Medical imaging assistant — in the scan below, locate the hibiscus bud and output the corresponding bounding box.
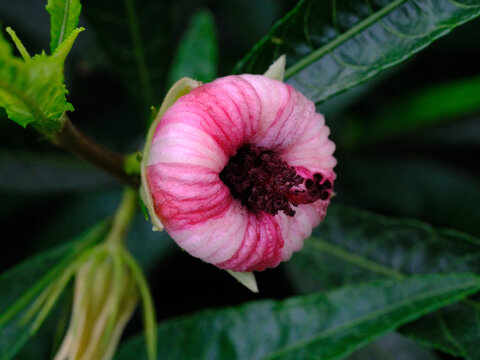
[54,253,138,360]
[141,71,336,273]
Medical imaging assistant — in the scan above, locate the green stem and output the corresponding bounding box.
[54,115,140,187]
[105,188,138,246]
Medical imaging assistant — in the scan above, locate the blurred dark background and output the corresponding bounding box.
[1,0,479,359]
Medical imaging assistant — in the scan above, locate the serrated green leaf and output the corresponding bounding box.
[235,0,480,105]
[0,221,109,360]
[116,273,480,360]
[285,205,480,359]
[167,9,218,85]
[46,0,82,53]
[0,30,73,131]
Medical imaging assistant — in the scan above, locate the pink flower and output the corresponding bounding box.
[144,74,336,272]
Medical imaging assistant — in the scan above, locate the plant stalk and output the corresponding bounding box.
[105,188,138,246]
[53,115,140,187]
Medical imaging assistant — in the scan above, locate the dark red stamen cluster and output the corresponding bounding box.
[286,172,333,206]
[220,144,332,216]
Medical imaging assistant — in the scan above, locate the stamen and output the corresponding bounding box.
[220,144,333,216]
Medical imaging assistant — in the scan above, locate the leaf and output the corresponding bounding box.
[82,0,176,117]
[335,156,480,237]
[0,221,109,360]
[347,75,480,146]
[285,205,480,359]
[0,152,113,193]
[46,0,82,52]
[115,273,480,360]
[346,333,439,360]
[234,0,480,105]
[0,31,74,131]
[167,9,218,85]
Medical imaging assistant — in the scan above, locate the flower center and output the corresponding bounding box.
[220,144,332,216]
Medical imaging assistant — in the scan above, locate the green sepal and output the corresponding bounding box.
[263,55,286,81]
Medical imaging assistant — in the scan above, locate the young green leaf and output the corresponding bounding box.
[46,0,82,53]
[234,0,480,105]
[286,205,480,359]
[0,221,109,360]
[0,27,81,132]
[116,273,480,360]
[167,9,218,85]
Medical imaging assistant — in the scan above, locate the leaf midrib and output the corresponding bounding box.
[261,275,480,360]
[58,0,71,48]
[305,237,480,312]
[284,0,407,79]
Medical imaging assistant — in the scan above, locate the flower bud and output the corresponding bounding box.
[54,252,138,360]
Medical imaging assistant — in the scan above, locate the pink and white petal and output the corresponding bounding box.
[147,163,231,228]
[216,212,284,272]
[149,123,228,172]
[280,113,337,174]
[166,200,248,264]
[275,201,328,261]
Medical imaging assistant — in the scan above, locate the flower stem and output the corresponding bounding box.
[53,115,140,187]
[105,188,138,246]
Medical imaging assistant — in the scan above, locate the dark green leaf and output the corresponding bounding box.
[82,0,175,117]
[285,205,480,358]
[167,9,218,85]
[346,333,439,360]
[0,221,109,360]
[235,0,480,105]
[46,0,82,52]
[116,273,480,360]
[335,156,480,237]
[0,152,113,193]
[347,76,480,145]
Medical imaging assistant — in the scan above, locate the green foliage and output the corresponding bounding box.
[116,274,480,360]
[285,205,480,358]
[346,76,480,146]
[234,0,480,105]
[167,9,218,85]
[82,0,176,117]
[0,26,82,132]
[0,152,113,193]
[2,0,480,359]
[0,222,109,360]
[335,157,480,237]
[46,0,82,53]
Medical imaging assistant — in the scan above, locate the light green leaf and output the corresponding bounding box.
[116,273,480,360]
[0,30,73,131]
[168,9,218,85]
[46,0,82,53]
[234,0,480,105]
[286,205,480,359]
[0,221,109,360]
